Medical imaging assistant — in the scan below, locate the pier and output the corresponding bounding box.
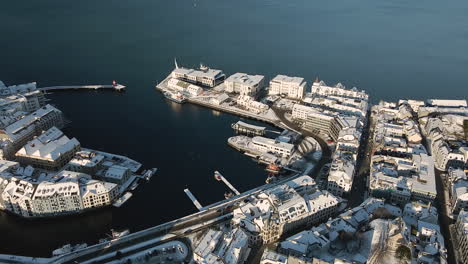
[184,188,203,210]
[39,84,125,92]
[214,171,240,195]
[232,121,266,136]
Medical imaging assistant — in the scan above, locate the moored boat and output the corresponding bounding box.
[52,243,87,256]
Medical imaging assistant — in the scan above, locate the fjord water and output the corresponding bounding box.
[0,0,467,256]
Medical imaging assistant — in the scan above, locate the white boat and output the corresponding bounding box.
[113,192,133,208]
[164,91,186,103]
[99,229,130,243]
[52,243,87,256]
[111,229,130,239]
[129,179,140,191]
[144,168,158,181]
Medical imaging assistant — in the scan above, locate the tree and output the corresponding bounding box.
[395,245,411,263]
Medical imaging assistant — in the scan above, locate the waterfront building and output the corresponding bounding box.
[66,148,141,187]
[310,80,368,101]
[171,65,225,88]
[0,81,40,97]
[268,75,307,100]
[210,93,229,105]
[0,164,119,217]
[0,104,64,159]
[31,172,84,216]
[102,165,131,185]
[236,95,269,113]
[426,99,467,108]
[80,177,118,209]
[225,72,265,97]
[251,136,294,157]
[167,78,203,96]
[66,150,105,175]
[15,127,80,171]
[455,210,468,264]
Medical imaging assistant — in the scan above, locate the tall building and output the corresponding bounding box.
[269,75,307,99]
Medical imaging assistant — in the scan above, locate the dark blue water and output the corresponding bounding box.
[0,0,467,257]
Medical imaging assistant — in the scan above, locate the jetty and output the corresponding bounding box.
[184,188,203,210]
[214,171,240,195]
[39,83,125,92]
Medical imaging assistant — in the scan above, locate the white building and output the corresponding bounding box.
[251,136,294,157]
[232,176,339,245]
[327,152,356,197]
[426,99,467,108]
[225,73,265,96]
[80,177,118,209]
[236,95,269,113]
[171,65,225,87]
[15,127,80,170]
[269,75,307,100]
[193,227,250,264]
[449,169,468,215]
[211,93,229,105]
[0,166,119,217]
[0,104,64,159]
[167,78,203,96]
[310,80,368,101]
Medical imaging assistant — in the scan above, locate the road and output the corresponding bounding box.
[434,169,456,264]
[348,110,372,207]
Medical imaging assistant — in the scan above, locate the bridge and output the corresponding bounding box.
[39,84,125,92]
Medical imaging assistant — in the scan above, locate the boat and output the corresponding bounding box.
[144,168,158,181]
[99,229,130,243]
[113,192,133,208]
[266,175,277,184]
[266,163,282,174]
[164,91,186,104]
[52,243,87,256]
[111,229,130,239]
[129,179,140,191]
[224,192,234,199]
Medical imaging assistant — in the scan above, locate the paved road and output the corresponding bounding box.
[434,169,456,264]
[348,111,372,208]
